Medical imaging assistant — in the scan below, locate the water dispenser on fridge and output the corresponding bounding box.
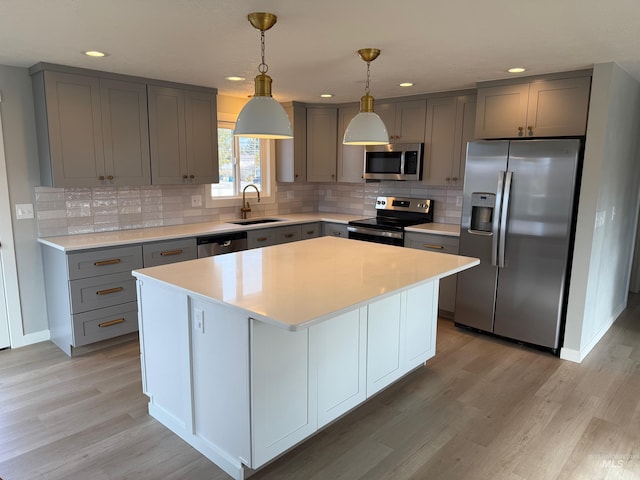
[469,193,495,233]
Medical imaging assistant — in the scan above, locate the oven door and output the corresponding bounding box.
[347,225,404,246]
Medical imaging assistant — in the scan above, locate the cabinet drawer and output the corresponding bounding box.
[301,222,322,239]
[67,245,142,280]
[276,225,301,244]
[143,238,197,267]
[405,232,459,253]
[248,229,277,249]
[72,302,138,347]
[322,223,349,238]
[69,271,137,314]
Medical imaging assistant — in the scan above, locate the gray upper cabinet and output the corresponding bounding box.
[337,105,365,183]
[276,102,307,182]
[32,70,150,187]
[376,99,427,143]
[475,76,591,138]
[306,107,338,182]
[148,85,219,185]
[423,94,476,187]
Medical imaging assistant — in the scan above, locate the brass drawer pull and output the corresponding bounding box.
[306,230,316,235]
[160,249,183,256]
[96,287,124,295]
[257,237,268,242]
[333,232,342,236]
[284,233,295,239]
[94,258,121,266]
[423,244,444,250]
[99,318,125,328]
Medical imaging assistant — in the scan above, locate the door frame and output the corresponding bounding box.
[0,93,26,348]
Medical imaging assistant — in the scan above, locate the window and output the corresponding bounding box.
[210,122,272,202]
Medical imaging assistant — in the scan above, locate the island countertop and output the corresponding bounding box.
[132,236,478,331]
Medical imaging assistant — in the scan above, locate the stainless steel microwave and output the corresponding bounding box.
[364,143,423,181]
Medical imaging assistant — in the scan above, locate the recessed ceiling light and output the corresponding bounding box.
[84,50,108,58]
[508,67,526,73]
[399,82,414,87]
[320,93,333,98]
[226,76,246,81]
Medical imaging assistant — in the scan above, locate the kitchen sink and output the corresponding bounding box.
[228,218,285,226]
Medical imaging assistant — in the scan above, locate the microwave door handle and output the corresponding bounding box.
[491,171,505,267]
[400,151,406,175]
[498,171,513,268]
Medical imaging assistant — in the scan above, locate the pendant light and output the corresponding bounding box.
[343,48,389,145]
[234,12,293,139]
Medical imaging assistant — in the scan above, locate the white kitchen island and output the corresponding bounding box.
[132,237,478,479]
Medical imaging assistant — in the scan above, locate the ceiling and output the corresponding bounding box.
[2,0,640,104]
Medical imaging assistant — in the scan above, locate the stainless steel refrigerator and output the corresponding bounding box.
[455,139,581,353]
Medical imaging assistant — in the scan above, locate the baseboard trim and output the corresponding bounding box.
[560,302,626,363]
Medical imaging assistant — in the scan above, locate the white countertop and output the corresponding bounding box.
[37,213,460,252]
[132,236,478,331]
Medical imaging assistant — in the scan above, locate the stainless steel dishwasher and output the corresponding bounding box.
[196,231,248,258]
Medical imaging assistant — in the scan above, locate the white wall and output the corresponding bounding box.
[0,65,48,336]
[562,62,640,361]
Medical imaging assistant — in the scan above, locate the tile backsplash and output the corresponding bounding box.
[35,181,462,237]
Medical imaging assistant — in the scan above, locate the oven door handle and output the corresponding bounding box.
[347,225,404,240]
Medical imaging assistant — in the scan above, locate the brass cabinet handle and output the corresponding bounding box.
[423,244,444,250]
[333,232,342,236]
[99,175,105,181]
[96,286,124,295]
[306,230,316,235]
[99,318,125,328]
[94,258,121,266]
[528,126,534,136]
[284,233,295,239]
[183,175,188,180]
[517,126,524,136]
[257,237,268,242]
[160,249,183,256]
[190,175,195,179]
[446,177,451,182]
[452,176,458,181]
[107,175,114,180]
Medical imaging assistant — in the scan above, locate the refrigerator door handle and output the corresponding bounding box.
[498,171,513,268]
[491,171,505,266]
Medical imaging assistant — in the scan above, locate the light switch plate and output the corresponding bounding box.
[191,195,202,207]
[15,203,34,219]
[194,308,204,333]
[456,196,463,207]
[287,191,294,200]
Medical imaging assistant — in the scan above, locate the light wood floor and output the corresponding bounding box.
[2,298,639,480]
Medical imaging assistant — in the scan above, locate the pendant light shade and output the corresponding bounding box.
[343,48,389,145]
[234,12,293,139]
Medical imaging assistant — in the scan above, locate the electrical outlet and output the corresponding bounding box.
[194,308,204,333]
[15,203,34,219]
[456,196,463,208]
[191,195,202,207]
[287,191,294,200]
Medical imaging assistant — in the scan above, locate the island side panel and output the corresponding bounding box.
[250,320,318,469]
[137,279,191,431]
[190,298,251,467]
[404,281,438,368]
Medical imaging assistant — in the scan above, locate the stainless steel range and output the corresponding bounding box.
[348,196,433,246]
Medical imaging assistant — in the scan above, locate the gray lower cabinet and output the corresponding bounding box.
[248,225,302,249]
[43,244,143,356]
[142,238,197,267]
[322,222,349,238]
[301,222,322,239]
[31,69,151,187]
[148,85,219,185]
[405,232,460,317]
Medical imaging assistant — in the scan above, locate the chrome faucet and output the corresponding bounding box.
[241,184,261,219]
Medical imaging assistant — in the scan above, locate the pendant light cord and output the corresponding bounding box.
[365,61,371,95]
[259,30,268,74]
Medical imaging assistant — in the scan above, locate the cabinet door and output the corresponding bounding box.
[452,95,476,187]
[301,222,322,239]
[44,72,105,187]
[251,320,317,468]
[337,105,365,183]
[423,96,457,186]
[526,77,591,137]
[185,90,219,184]
[311,307,366,428]
[100,79,151,186]
[306,107,338,182]
[395,99,427,143]
[276,103,307,182]
[404,282,437,369]
[376,102,397,140]
[366,293,403,396]
[148,85,188,184]
[475,83,529,139]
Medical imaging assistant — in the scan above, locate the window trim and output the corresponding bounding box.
[205,114,276,209]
